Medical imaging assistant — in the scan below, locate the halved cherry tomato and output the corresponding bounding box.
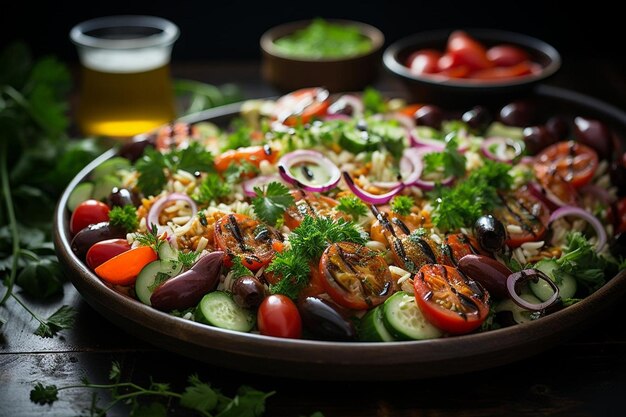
[486,45,529,67]
[446,30,492,71]
[469,61,534,80]
[534,165,581,208]
[214,145,278,172]
[257,294,302,339]
[388,233,441,274]
[70,199,111,235]
[437,233,485,266]
[407,49,441,74]
[86,238,131,270]
[214,213,281,271]
[535,141,599,188]
[319,242,393,310]
[297,261,327,300]
[272,87,330,126]
[494,188,550,248]
[94,246,157,286]
[283,190,339,230]
[414,264,489,334]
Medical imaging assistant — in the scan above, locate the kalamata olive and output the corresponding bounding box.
[107,187,139,208]
[574,116,613,160]
[70,222,127,260]
[499,101,534,127]
[474,215,506,253]
[461,106,491,131]
[232,276,266,308]
[457,254,512,299]
[415,105,443,130]
[150,251,224,311]
[297,296,357,341]
[522,126,556,155]
[117,136,155,162]
[545,115,569,140]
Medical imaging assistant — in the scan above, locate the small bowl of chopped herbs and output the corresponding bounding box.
[260,18,384,92]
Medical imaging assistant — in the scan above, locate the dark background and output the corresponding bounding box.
[1,1,623,63]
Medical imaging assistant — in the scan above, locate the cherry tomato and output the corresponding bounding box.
[407,49,441,74]
[319,242,393,310]
[214,213,281,271]
[283,190,339,230]
[414,264,490,334]
[272,87,330,126]
[70,199,111,235]
[437,233,485,266]
[214,145,278,172]
[446,31,492,71]
[469,61,534,80]
[257,294,302,339]
[436,54,471,78]
[486,45,529,67]
[534,164,581,208]
[535,141,599,188]
[494,188,550,248]
[297,261,327,300]
[384,229,441,274]
[85,238,131,270]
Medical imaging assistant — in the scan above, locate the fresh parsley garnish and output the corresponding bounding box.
[430,160,513,230]
[222,120,252,151]
[230,256,254,279]
[336,195,368,219]
[422,135,466,178]
[362,87,386,114]
[251,182,295,226]
[34,305,77,338]
[177,251,199,269]
[108,205,139,232]
[266,250,311,300]
[390,195,414,216]
[135,224,164,252]
[148,272,171,292]
[289,216,368,261]
[194,173,231,204]
[135,141,214,196]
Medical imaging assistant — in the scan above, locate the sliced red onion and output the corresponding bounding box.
[277,150,341,193]
[403,147,455,190]
[527,181,567,211]
[507,269,560,311]
[327,94,364,117]
[146,193,198,232]
[242,175,291,197]
[548,205,607,250]
[342,172,404,205]
[520,156,535,165]
[370,147,425,189]
[481,137,525,164]
[409,129,446,151]
[579,183,616,205]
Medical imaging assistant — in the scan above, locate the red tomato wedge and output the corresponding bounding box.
[414,264,489,334]
[407,49,441,74]
[283,189,339,230]
[94,246,157,286]
[469,61,534,80]
[535,141,599,188]
[486,45,530,67]
[272,87,330,126]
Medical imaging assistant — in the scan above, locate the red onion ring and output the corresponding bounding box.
[507,269,561,311]
[146,193,198,233]
[409,129,445,150]
[548,205,607,250]
[403,147,455,190]
[579,183,616,205]
[527,181,568,211]
[370,147,425,189]
[342,172,404,205]
[242,175,291,197]
[278,150,341,193]
[481,137,525,164]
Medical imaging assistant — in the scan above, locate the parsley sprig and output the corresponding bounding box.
[266,251,311,299]
[194,173,231,204]
[336,195,368,220]
[390,195,414,216]
[422,135,466,178]
[251,182,295,227]
[108,205,139,232]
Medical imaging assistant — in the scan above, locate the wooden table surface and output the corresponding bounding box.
[1,60,625,417]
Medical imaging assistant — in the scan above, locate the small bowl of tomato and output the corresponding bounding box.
[383,29,561,107]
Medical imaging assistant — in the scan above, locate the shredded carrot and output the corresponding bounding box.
[94,246,157,286]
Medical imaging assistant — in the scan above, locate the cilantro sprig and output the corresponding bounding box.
[251,182,294,227]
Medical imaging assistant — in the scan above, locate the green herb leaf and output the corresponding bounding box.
[130,402,167,417]
[135,148,167,197]
[135,224,164,252]
[224,159,260,184]
[16,258,64,299]
[109,205,139,232]
[216,385,275,417]
[194,173,231,204]
[252,182,295,226]
[178,251,199,269]
[109,361,122,382]
[422,135,466,178]
[180,375,219,413]
[362,87,386,114]
[336,195,368,219]
[390,195,414,216]
[30,382,58,405]
[222,120,253,152]
[267,250,310,300]
[231,256,254,279]
[289,216,368,261]
[35,305,76,338]
[555,231,611,294]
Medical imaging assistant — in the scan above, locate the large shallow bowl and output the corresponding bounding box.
[383,29,561,107]
[54,85,626,381]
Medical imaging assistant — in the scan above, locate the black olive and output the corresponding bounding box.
[117,136,155,162]
[474,215,506,253]
[499,101,535,127]
[522,126,556,155]
[461,106,491,131]
[573,116,613,161]
[610,233,626,260]
[70,222,127,259]
[415,105,443,130]
[298,296,356,341]
[545,115,569,140]
[231,276,266,309]
[107,187,140,208]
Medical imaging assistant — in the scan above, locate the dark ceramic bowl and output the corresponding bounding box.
[260,19,384,93]
[383,29,561,107]
[54,86,626,381]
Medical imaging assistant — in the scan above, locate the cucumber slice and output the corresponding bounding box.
[485,122,524,141]
[382,291,442,341]
[92,157,131,180]
[339,128,380,154]
[91,175,122,201]
[359,305,396,342]
[494,293,542,325]
[196,291,255,332]
[67,182,94,211]
[158,242,179,262]
[530,259,577,301]
[135,260,182,305]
